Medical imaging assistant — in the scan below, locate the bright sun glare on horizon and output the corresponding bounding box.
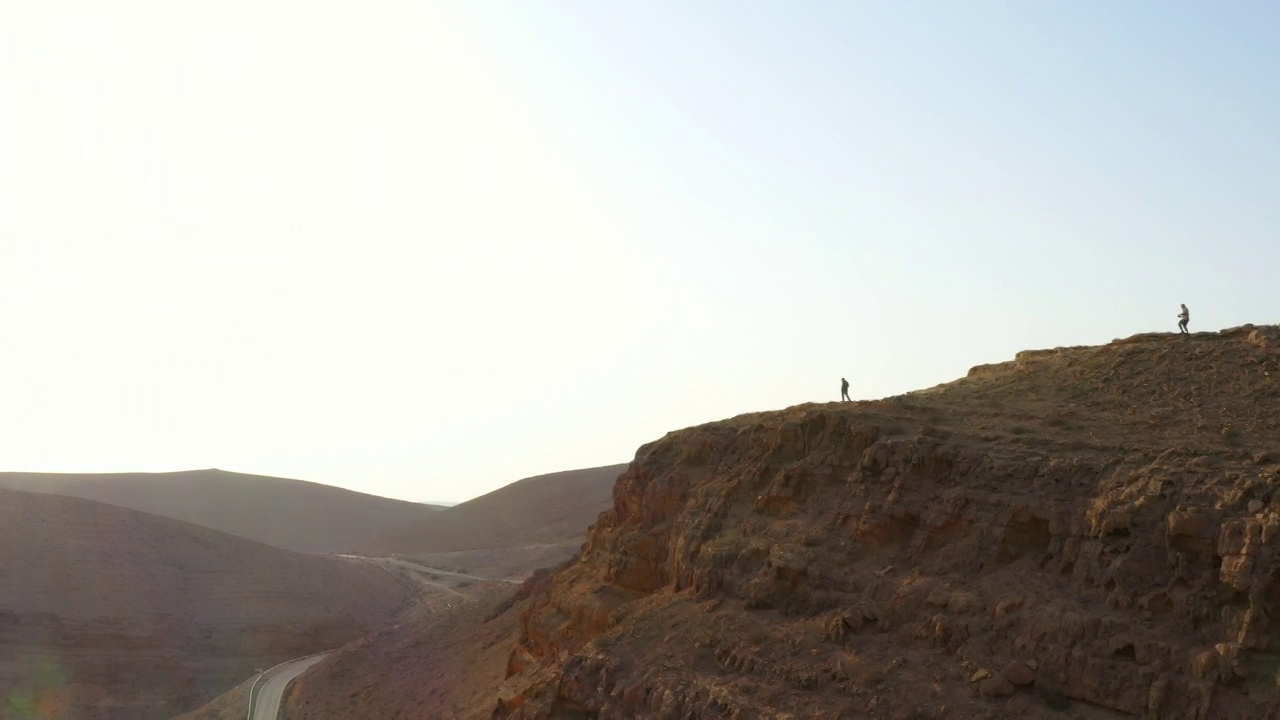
[2,1,1279,502]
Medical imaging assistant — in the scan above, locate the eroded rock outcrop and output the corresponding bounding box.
[495,326,1280,719]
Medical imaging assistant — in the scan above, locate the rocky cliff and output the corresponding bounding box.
[494,326,1280,719]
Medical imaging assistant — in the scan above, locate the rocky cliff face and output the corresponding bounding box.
[495,326,1280,719]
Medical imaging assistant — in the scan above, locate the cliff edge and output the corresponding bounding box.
[496,325,1280,719]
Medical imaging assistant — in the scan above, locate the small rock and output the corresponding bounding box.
[769,546,808,573]
[1248,499,1264,513]
[970,669,992,683]
[980,675,1016,697]
[946,592,977,614]
[1026,659,1038,670]
[925,590,950,607]
[1167,511,1216,539]
[1191,649,1218,680]
[993,596,1024,618]
[1001,661,1036,686]
[1005,694,1035,715]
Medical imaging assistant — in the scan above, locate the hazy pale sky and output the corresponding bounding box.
[2,1,1277,502]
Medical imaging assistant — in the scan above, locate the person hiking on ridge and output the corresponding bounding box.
[841,377,851,402]
[1178,304,1190,334]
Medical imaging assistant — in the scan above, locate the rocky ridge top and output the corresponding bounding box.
[495,325,1280,719]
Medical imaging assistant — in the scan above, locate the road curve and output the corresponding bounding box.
[249,653,329,720]
[336,554,521,584]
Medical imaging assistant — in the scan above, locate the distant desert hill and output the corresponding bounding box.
[0,488,411,720]
[0,468,439,553]
[365,464,627,555]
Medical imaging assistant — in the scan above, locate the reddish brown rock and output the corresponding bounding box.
[491,331,1280,720]
[1167,510,1217,539]
[1001,660,1036,686]
[1191,650,1218,680]
[980,675,1016,697]
[1005,693,1036,715]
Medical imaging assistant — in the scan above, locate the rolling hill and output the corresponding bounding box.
[0,468,438,553]
[0,487,412,719]
[364,464,627,556]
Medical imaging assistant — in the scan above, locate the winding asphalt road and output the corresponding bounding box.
[249,653,329,720]
[244,557,515,718]
[336,555,522,585]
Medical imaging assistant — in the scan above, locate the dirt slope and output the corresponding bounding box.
[0,489,412,720]
[0,469,438,553]
[490,325,1280,718]
[365,464,627,555]
[279,580,534,720]
[183,575,535,720]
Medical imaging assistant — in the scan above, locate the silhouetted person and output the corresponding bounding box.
[841,377,850,402]
[1178,304,1190,334]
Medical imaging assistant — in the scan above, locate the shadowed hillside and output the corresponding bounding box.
[0,468,438,553]
[365,464,627,556]
[0,488,411,720]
